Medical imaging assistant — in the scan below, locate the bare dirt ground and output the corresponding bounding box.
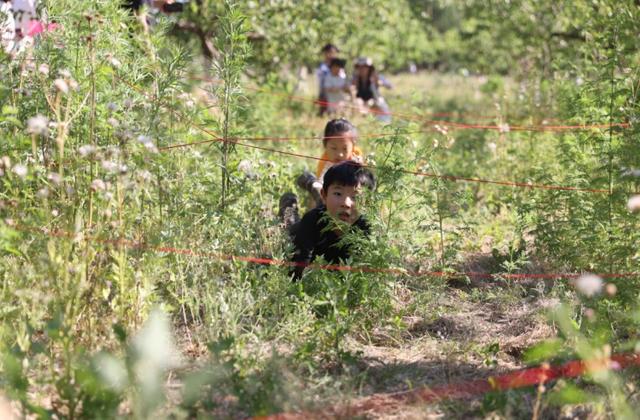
[342,283,559,419]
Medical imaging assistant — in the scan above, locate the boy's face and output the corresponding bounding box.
[321,183,360,225]
[330,64,341,76]
[323,48,338,63]
[325,133,355,163]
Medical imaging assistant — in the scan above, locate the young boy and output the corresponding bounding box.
[323,58,349,114]
[283,161,375,280]
[316,43,341,116]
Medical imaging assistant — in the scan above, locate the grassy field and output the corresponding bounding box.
[1,49,638,418]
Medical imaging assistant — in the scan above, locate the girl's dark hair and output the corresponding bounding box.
[323,118,357,146]
[322,161,375,192]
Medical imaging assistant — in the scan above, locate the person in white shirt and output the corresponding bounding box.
[316,43,341,116]
[323,58,349,114]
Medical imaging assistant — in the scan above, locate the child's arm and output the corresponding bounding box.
[290,209,321,280]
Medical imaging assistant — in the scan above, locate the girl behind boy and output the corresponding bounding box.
[300,118,363,205]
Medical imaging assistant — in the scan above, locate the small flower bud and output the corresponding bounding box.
[38,63,50,76]
[91,179,106,192]
[27,115,49,136]
[575,274,603,297]
[12,164,28,179]
[627,195,640,212]
[53,79,69,94]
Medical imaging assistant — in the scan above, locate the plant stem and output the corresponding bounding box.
[436,186,446,268]
[607,33,616,272]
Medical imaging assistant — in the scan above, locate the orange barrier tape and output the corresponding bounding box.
[254,352,640,419]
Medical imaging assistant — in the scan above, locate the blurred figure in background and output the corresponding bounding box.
[1,0,16,54]
[352,57,392,123]
[323,58,350,115]
[316,43,341,116]
[123,0,186,31]
[1,0,57,56]
[11,0,37,40]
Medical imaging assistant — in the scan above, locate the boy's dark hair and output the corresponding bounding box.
[323,118,356,146]
[321,43,339,53]
[329,58,346,68]
[322,161,375,192]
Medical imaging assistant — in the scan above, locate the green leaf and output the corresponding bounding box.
[547,383,596,405]
[1,105,17,115]
[523,338,564,364]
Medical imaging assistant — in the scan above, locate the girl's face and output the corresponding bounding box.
[330,64,341,76]
[325,131,355,163]
[357,65,369,78]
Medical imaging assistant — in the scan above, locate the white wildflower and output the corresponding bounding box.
[36,187,50,199]
[51,209,59,217]
[47,172,62,185]
[119,164,128,175]
[68,79,79,91]
[38,63,49,76]
[12,164,27,179]
[575,274,603,297]
[434,124,449,135]
[105,147,120,158]
[110,57,122,69]
[78,145,97,158]
[237,159,252,174]
[487,142,497,153]
[137,170,152,183]
[27,115,49,136]
[91,179,106,192]
[107,117,119,128]
[101,160,118,173]
[627,195,640,212]
[53,78,69,94]
[498,123,510,133]
[58,69,71,79]
[137,135,158,153]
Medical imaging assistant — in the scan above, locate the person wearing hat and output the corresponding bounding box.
[352,57,392,122]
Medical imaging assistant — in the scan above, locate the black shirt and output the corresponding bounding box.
[290,206,370,280]
[356,77,375,102]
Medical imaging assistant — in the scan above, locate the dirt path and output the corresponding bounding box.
[346,287,558,418]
